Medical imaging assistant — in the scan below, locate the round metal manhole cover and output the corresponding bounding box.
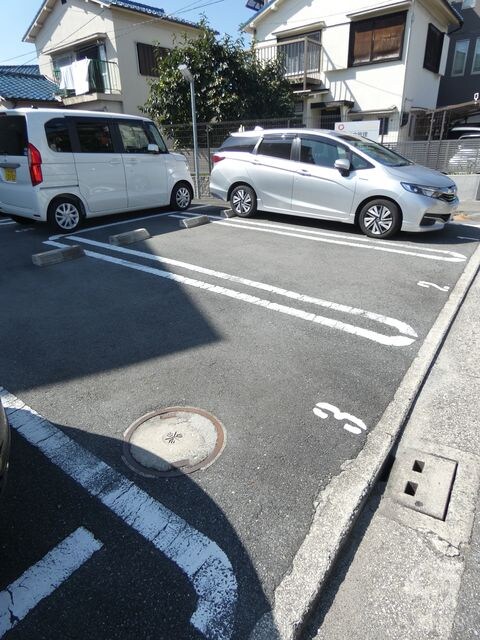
[122,407,226,478]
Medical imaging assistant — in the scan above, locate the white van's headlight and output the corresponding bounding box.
[401,182,457,199]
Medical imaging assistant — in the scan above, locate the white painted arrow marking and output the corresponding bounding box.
[417,281,450,292]
[0,388,237,640]
[313,402,367,435]
[0,527,102,637]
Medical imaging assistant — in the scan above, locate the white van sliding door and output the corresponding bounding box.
[71,119,127,214]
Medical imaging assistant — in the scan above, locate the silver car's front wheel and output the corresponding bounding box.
[358,199,401,239]
[230,185,257,217]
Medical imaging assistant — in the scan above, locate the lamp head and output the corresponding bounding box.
[178,64,193,83]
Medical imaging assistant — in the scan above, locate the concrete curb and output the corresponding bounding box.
[32,245,85,267]
[109,228,150,246]
[180,215,211,229]
[249,245,480,640]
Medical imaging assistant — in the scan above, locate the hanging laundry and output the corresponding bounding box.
[72,59,91,95]
[58,65,74,91]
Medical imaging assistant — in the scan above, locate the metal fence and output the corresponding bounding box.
[386,139,480,174]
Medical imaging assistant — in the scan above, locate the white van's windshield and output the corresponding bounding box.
[335,134,412,167]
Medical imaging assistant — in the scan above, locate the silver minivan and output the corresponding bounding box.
[210,129,458,239]
[0,108,194,232]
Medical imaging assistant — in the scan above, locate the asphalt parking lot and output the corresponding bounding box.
[1,204,479,639]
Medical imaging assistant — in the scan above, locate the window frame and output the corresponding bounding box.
[66,117,122,154]
[471,37,480,74]
[44,118,73,153]
[294,135,373,171]
[136,42,168,77]
[348,11,407,68]
[451,39,470,76]
[255,135,295,161]
[423,23,444,74]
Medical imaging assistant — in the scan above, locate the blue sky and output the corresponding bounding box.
[0,0,255,67]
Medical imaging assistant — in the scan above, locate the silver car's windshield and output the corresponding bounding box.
[335,135,412,167]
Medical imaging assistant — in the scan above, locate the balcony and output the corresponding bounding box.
[255,36,323,91]
[53,59,121,100]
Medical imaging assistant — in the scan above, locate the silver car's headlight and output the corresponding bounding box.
[401,182,457,199]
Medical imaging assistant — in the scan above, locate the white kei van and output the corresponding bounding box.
[0,108,194,232]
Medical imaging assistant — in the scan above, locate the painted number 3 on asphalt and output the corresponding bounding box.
[313,403,367,435]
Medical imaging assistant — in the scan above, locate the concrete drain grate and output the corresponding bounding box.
[122,407,226,478]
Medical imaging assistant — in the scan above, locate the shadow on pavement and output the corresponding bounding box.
[1,408,276,639]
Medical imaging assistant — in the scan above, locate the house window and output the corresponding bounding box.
[423,24,444,73]
[452,40,469,76]
[137,42,168,76]
[349,12,406,66]
[472,37,480,73]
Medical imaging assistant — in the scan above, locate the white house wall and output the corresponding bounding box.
[251,0,454,116]
[34,0,115,84]
[112,11,198,116]
[402,0,449,111]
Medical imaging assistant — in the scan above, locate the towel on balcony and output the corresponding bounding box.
[72,59,91,96]
[59,65,74,91]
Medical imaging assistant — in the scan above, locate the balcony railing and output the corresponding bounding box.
[255,36,322,90]
[53,59,121,98]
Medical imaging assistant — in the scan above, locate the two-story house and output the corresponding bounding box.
[438,0,480,107]
[244,0,462,139]
[23,0,201,115]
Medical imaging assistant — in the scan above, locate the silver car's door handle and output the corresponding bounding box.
[298,169,311,176]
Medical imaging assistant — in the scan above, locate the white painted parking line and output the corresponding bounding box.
[0,388,237,640]
[0,527,102,637]
[204,218,466,264]
[0,220,15,226]
[178,211,466,263]
[49,205,209,240]
[45,238,417,347]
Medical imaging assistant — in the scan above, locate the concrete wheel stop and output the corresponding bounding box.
[109,228,151,246]
[180,215,210,229]
[32,245,85,267]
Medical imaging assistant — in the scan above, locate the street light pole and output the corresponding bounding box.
[178,64,200,199]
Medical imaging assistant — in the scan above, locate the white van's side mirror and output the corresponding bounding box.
[147,143,160,153]
[334,158,351,173]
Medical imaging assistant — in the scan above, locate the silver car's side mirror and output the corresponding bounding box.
[334,158,351,173]
[147,143,160,153]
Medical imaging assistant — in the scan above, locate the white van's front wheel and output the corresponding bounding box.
[171,183,192,210]
[48,197,84,233]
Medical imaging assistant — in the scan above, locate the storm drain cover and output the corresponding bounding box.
[123,407,226,477]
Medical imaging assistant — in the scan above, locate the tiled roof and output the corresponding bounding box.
[108,0,198,27]
[0,65,59,101]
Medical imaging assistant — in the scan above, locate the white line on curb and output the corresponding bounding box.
[0,388,237,640]
[44,238,417,347]
[0,527,102,637]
